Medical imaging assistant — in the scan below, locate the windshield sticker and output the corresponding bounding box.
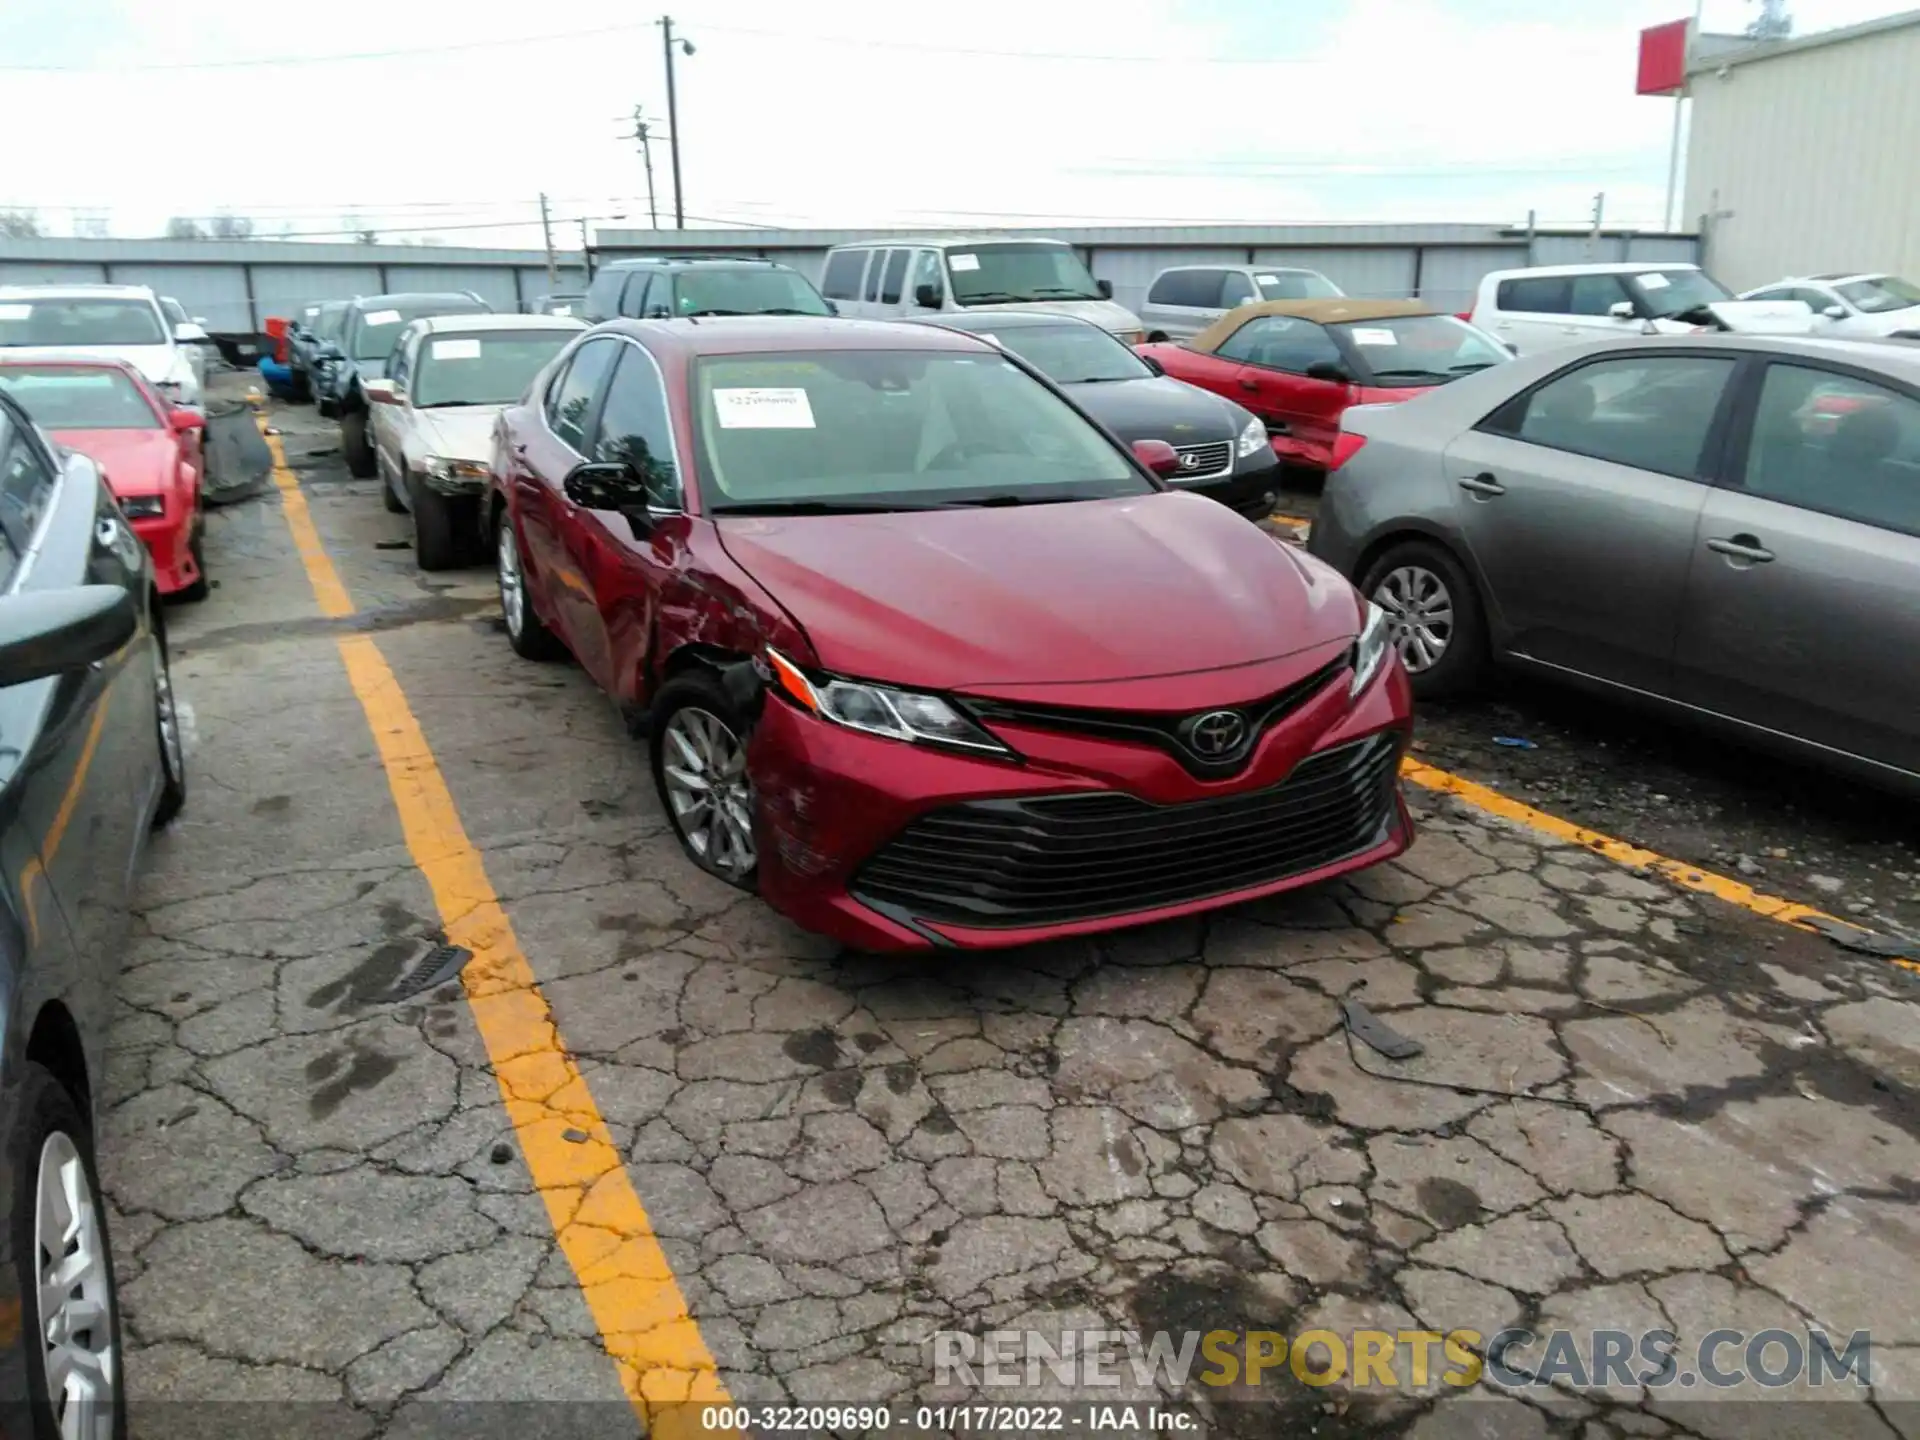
[430,337,483,361]
[712,387,817,429]
[1636,273,1672,290]
[949,253,981,273]
[0,304,32,321]
[550,305,571,316]
[1255,275,1279,285]
[364,309,402,326]
[1350,327,1398,346]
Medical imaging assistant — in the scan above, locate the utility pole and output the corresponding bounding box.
[539,192,557,285]
[634,106,660,229]
[579,218,593,282]
[660,17,693,229]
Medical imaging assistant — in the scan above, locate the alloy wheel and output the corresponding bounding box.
[1373,564,1455,674]
[35,1132,117,1440]
[660,707,756,879]
[497,522,525,640]
[154,647,184,786]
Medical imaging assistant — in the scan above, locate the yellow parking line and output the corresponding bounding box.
[256,423,733,1434]
[1400,757,1918,974]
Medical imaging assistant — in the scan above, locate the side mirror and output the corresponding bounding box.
[824,300,840,316]
[364,379,404,406]
[1304,360,1351,383]
[1822,304,1846,320]
[0,585,137,688]
[168,408,205,432]
[1096,279,1114,300]
[564,460,646,512]
[1131,439,1182,478]
[1608,301,1637,321]
[1139,353,1164,376]
[173,321,210,342]
[913,282,942,310]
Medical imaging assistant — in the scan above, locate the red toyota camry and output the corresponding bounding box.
[489,317,1412,952]
[0,357,209,599]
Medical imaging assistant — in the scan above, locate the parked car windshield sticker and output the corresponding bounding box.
[1350,328,1399,346]
[0,304,32,321]
[712,387,817,429]
[430,338,483,361]
[1255,275,1279,285]
[364,309,402,325]
[949,254,981,272]
[1637,273,1672,290]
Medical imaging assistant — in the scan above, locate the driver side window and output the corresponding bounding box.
[910,251,943,308]
[588,345,681,509]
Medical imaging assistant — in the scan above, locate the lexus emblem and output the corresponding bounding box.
[1177,451,1203,471]
[1186,710,1247,757]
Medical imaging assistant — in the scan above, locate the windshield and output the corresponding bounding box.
[1338,315,1512,386]
[692,350,1150,512]
[0,297,166,348]
[1625,269,1733,320]
[1257,271,1342,301]
[0,365,160,429]
[946,244,1102,305]
[314,306,348,343]
[671,269,831,318]
[411,331,578,408]
[980,323,1149,384]
[352,299,488,360]
[1836,276,1920,314]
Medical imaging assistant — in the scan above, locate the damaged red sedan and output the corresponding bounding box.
[488,317,1412,951]
[0,357,208,599]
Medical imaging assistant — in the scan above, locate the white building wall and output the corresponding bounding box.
[1684,16,1920,289]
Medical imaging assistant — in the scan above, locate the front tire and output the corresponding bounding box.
[11,1062,126,1440]
[1359,538,1488,701]
[649,672,759,891]
[411,478,469,572]
[495,510,565,661]
[342,408,377,480]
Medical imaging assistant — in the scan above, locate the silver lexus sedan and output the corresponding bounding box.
[1306,333,1920,795]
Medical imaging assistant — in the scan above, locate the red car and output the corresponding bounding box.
[0,358,209,598]
[489,317,1412,952]
[1137,299,1512,471]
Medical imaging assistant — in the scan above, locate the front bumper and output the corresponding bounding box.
[420,469,488,499]
[1174,454,1282,517]
[748,656,1413,952]
[132,512,201,595]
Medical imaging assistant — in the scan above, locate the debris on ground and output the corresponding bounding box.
[1492,736,1537,750]
[1802,914,1920,962]
[1341,999,1423,1060]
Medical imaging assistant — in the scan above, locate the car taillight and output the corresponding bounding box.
[1328,433,1368,472]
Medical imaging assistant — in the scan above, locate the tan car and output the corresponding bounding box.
[364,313,585,569]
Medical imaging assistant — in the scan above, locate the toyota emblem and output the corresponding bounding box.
[1177,451,1202,471]
[1185,710,1247,757]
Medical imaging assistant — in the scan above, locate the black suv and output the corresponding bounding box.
[314,293,492,477]
[580,256,833,322]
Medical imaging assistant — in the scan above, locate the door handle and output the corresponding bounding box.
[1707,534,1775,564]
[1237,378,1259,392]
[1457,473,1506,498]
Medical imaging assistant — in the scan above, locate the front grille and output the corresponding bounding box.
[1172,440,1234,479]
[966,654,1350,779]
[852,732,1402,929]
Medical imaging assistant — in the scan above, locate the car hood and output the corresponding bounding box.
[49,428,178,494]
[1064,376,1242,445]
[1689,300,1816,334]
[414,405,504,463]
[959,298,1144,335]
[716,490,1360,691]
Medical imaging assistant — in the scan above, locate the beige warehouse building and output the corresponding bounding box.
[1682,7,1920,290]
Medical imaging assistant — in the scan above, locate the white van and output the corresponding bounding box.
[1469,262,1814,355]
[818,237,1144,342]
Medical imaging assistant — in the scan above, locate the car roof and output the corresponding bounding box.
[349,292,486,310]
[1155,263,1322,274]
[911,310,1101,332]
[1570,331,1920,376]
[1188,298,1434,352]
[602,316,994,358]
[602,255,788,271]
[0,282,158,301]
[827,236,1069,250]
[407,313,587,335]
[1484,262,1702,281]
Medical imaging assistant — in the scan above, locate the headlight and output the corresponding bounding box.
[1350,601,1393,698]
[120,494,165,519]
[1236,415,1267,458]
[764,648,1010,755]
[423,456,491,482]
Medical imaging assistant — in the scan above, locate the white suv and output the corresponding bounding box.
[1739,273,1920,338]
[1469,262,1813,356]
[0,283,208,404]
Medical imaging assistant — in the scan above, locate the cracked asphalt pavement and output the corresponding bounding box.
[101,385,1919,1437]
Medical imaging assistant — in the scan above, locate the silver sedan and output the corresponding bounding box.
[1307,333,1920,795]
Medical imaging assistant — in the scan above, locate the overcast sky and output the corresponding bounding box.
[1,0,1907,247]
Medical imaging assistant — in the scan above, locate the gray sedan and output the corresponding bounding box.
[1307,333,1920,794]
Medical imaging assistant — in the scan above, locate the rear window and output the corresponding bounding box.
[0,365,160,429]
[0,298,166,348]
